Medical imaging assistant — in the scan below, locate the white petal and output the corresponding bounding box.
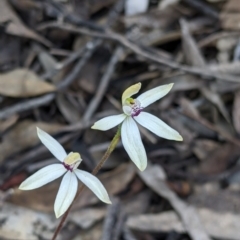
[123,106,131,116]
[137,83,173,108]
[121,117,147,171]
[19,164,66,190]
[91,114,126,131]
[135,112,183,141]
[37,127,67,161]
[54,171,78,218]
[74,169,111,204]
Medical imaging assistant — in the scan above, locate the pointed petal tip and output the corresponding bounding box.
[18,180,31,191]
[91,124,103,131]
[18,181,35,191]
[136,158,147,172]
[36,126,67,161]
[171,134,183,141]
[91,123,101,131]
[55,211,61,218]
[138,164,147,172]
[18,183,25,190]
[36,127,42,137]
[104,198,112,204]
[36,126,44,136]
[37,127,48,138]
[91,124,100,130]
[55,208,66,218]
[176,134,183,141]
[91,115,126,131]
[36,126,41,132]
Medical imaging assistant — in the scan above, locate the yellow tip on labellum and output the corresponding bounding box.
[64,152,82,165]
[122,83,141,105]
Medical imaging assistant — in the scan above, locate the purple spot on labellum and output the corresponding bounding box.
[132,109,142,117]
[63,162,73,172]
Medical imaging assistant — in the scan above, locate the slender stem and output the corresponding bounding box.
[52,127,121,240]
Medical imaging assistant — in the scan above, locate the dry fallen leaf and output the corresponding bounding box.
[158,0,180,10]
[0,115,18,133]
[69,207,106,229]
[0,203,57,240]
[189,183,240,213]
[223,0,240,13]
[138,164,211,240]
[201,87,231,124]
[180,19,230,123]
[56,94,81,124]
[0,120,64,164]
[220,13,240,30]
[0,69,56,97]
[127,208,240,240]
[197,143,240,175]
[74,222,103,240]
[193,139,220,161]
[180,18,205,67]
[0,0,51,47]
[9,180,61,213]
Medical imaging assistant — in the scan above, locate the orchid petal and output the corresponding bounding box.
[37,127,67,162]
[74,169,111,204]
[123,106,132,116]
[137,83,173,108]
[54,171,78,218]
[91,114,126,131]
[135,112,183,141]
[19,164,66,190]
[122,82,141,104]
[121,117,147,171]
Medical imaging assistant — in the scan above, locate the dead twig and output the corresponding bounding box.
[182,0,219,19]
[41,46,86,80]
[102,198,121,240]
[0,93,55,120]
[38,22,240,83]
[112,209,126,240]
[57,39,102,90]
[0,40,102,120]
[44,0,104,31]
[138,164,212,240]
[122,226,137,240]
[83,46,123,122]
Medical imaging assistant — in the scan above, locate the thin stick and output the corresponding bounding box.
[82,46,123,122]
[0,94,55,120]
[38,22,240,83]
[52,127,121,240]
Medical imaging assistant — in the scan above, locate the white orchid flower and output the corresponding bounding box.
[92,83,183,171]
[19,128,111,218]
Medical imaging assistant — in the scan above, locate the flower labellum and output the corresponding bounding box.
[19,127,111,218]
[91,83,183,171]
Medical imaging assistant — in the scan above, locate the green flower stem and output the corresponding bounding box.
[52,126,121,240]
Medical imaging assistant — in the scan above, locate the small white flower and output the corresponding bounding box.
[92,83,183,171]
[19,128,111,218]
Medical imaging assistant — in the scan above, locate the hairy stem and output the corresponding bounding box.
[52,127,121,240]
